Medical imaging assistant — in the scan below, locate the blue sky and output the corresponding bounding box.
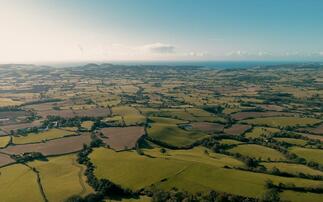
[0,0,322,63]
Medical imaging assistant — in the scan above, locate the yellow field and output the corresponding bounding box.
[28,154,93,202]
[0,136,10,148]
[0,98,23,106]
[0,164,43,202]
[81,121,94,130]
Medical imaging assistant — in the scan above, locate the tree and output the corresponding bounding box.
[261,189,280,202]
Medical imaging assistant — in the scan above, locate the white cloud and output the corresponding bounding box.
[319,52,323,56]
[141,42,175,54]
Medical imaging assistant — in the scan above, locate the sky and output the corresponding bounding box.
[0,0,323,63]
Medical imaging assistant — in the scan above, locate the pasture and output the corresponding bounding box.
[228,144,286,161]
[289,147,323,165]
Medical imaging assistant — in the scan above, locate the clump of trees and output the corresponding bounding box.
[11,152,47,163]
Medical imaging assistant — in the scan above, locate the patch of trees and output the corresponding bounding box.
[11,152,47,163]
[0,106,22,112]
[266,179,323,194]
[202,105,224,115]
[144,188,258,202]
[21,98,63,106]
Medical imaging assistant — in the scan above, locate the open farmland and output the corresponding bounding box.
[0,63,322,201]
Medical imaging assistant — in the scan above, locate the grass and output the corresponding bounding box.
[147,121,207,147]
[228,144,286,161]
[12,128,75,144]
[0,136,10,148]
[273,138,308,146]
[90,147,189,190]
[28,154,93,202]
[0,164,43,202]
[261,162,323,176]
[244,127,280,139]
[280,190,323,202]
[289,147,323,164]
[90,147,323,199]
[243,117,321,127]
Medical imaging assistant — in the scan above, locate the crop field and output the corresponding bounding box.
[190,122,224,134]
[289,147,323,164]
[12,128,75,144]
[228,144,286,161]
[243,117,322,127]
[28,154,93,201]
[0,153,14,167]
[1,133,91,156]
[223,124,251,136]
[99,126,145,151]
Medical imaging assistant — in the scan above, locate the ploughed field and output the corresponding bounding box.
[0,63,322,202]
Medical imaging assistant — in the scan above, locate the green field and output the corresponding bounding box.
[243,117,321,127]
[28,154,93,202]
[90,147,323,199]
[280,190,323,202]
[289,146,323,164]
[0,164,43,202]
[0,136,10,148]
[274,137,308,146]
[228,144,286,161]
[12,128,75,144]
[147,117,207,147]
[261,162,323,176]
[90,147,189,190]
